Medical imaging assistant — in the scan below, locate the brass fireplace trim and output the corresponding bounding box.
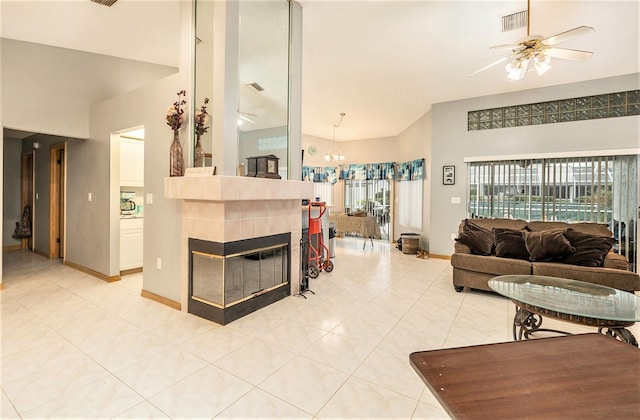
[192,281,289,309]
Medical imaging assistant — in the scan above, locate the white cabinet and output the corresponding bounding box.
[120,218,143,270]
[120,138,144,187]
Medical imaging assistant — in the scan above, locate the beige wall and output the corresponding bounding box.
[394,112,432,249]
[83,74,184,300]
[0,39,176,140]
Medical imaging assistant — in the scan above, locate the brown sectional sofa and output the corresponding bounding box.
[451,218,640,293]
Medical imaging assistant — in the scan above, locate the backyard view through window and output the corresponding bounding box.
[467,154,639,271]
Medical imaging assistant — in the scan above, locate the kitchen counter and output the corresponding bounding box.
[120,214,144,219]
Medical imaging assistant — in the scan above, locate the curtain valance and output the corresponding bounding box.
[302,166,338,184]
[396,158,425,181]
[303,162,399,182]
[338,162,395,181]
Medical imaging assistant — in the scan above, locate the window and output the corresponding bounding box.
[313,182,333,206]
[397,180,422,229]
[257,135,287,151]
[467,154,639,270]
[344,179,392,239]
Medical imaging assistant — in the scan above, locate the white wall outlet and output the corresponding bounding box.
[146,193,153,205]
[156,258,162,270]
[451,233,457,241]
[451,196,461,204]
[88,192,92,202]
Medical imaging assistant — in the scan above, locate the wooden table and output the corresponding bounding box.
[329,214,381,248]
[410,334,640,419]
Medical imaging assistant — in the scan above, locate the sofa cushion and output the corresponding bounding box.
[526,221,611,237]
[524,229,575,261]
[562,229,616,267]
[569,222,613,237]
[603,252,629,271]
[455,220,494,256]
[451,253,532,276]
[493,228,530,260]
[531,262,640,292]
[466,218,529,232]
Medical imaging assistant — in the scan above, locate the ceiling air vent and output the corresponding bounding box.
[501,9,527,32]
[90,0,119,7]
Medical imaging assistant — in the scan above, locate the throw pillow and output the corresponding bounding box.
[523,229,575,261]
[493,228,530,260]
[562,229,616,267]
[455,219,494,256]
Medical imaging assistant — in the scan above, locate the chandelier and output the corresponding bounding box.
[324,112,346,161]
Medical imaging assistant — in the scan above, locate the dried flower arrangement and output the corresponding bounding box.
[195,98,210,135]
[166,90,187,131]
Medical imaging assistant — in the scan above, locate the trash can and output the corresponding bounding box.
[328,221,336,258]
[401,233,420,255]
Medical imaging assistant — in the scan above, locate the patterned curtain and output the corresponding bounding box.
[338,162,395,180]
[302,166,338,184]
[396,158,425,181]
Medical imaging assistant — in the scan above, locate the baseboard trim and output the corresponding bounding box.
[141,289,181,311]
[428,253,451,260]
[64,261,121,283]
[2,245,22,252]
[120,267,143,276]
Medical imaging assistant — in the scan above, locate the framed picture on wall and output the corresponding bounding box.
[443,165,455,185]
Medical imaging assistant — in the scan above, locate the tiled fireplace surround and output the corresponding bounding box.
[165,170,313,312]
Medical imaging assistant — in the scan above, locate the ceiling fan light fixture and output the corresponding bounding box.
[534,54,551,75]
[475,0,594,80]
[506,58,529,80]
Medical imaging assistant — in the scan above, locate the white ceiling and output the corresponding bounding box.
[2,0,638,141]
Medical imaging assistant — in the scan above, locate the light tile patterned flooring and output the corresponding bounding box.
[2,239,637,419]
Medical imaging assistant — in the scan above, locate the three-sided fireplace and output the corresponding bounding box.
[188,233,291,325]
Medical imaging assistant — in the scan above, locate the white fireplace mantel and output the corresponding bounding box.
[165,171,312,202]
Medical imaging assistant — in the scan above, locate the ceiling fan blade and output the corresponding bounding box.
[542,26,594,46]
[489,43,522,51]
[543,47,593,61]
[469,56,510,76]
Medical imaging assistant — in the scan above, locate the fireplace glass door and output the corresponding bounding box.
[192,244,289,308]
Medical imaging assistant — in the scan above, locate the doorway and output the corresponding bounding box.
[20,151,35,250]
[49,143,66,259]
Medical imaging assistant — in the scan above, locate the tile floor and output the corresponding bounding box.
[2,239,637,419]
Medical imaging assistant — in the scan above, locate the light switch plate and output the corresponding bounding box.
[451,197,461,204]
[146,193,153,205]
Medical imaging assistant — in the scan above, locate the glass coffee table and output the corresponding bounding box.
[488,275,640,346]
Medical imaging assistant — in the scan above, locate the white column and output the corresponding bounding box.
[212,0,240,176]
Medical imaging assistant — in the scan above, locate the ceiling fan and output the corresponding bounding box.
[471,0,594,80]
